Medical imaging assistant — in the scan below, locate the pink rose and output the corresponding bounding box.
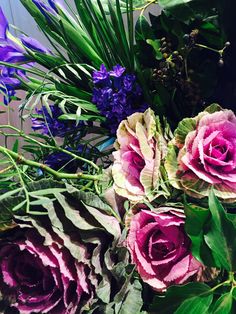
[127,209,202,291]
[112,109,167,202]
[166,107,236,200]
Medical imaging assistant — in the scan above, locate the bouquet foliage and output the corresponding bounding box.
[0,0,236,313]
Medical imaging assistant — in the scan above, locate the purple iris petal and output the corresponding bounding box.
[0,46,25,63]
[0,8,50,104]
[48,0,65,11]
[0,7,8,41]
[21,35,50,54]
[32,0,56,15]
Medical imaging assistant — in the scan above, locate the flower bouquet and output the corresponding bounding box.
[0,0,236,313]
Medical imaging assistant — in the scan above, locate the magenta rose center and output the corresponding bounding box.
[122,150,145,179]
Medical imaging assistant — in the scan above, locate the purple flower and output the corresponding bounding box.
[92,64,148,134]
[32,0,57,15]
[123,74,136,92]
[0,7,49,104]
[0,224,93,313]
[45,145,92,172]
[31,105,78,137]
[0,6,8,41]
[92,64,110,85]
[48,0,65,11]
[21,34,50,54]
[109,64,125,78]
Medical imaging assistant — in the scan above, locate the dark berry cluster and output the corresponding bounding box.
[153,46,183,88]
[183,29,199,48]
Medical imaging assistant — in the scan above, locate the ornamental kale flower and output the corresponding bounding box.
[0,186,122,313]
[31,105,79,137]
[112,109,167,202]
[165,105,236,201]
[0,7,49,104]
[92,64,148,134]
[127,208,203,291]
[0,222,93,313]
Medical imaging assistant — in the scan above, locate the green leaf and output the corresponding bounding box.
[210,293,233,314]
[158,0,217,22]
[174,116,197,147]
[184,202,216,266]
[55,82,91,100]
[204,189,236,271]
[12,140,19,153]
[96,276,111,304]
[146,39,163,60]
[119,280,143,314]
[174,294,213,314]
[58,113,105,122]
[150,282,211,313]
[135,15,154,41]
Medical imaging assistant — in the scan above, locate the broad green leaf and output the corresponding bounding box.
[204,190,236,271]
[174,294,213,314]
[150,282,211,313]
[58,113,105,122]
[158,0,217,22]
[135,15,154,41]
[210,293,233,314]
[184,202,209,236]
[184,202,217,266]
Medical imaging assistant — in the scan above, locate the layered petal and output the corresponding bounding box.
[127,209,202,292]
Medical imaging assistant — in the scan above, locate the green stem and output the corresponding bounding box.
[0,61,53,79]
[0,146,101,181]
[4,150,31,214]
[0,125,100,171]
[195,43,222,55]
[129,0,134,69]
[209,280,231,294]
[138,0,158,15]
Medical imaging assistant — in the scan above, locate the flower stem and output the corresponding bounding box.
[0,146,102,181]
[0,125,100,171]
[136,0,158,15]
[195,43,223,56]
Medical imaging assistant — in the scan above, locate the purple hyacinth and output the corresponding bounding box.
[31,105,78,137]
[92,64,148,134]
[0,7,49,104]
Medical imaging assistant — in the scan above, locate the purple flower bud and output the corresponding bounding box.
[0,7,8,41]
[32,0,56,15]
[21,34,50,54]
